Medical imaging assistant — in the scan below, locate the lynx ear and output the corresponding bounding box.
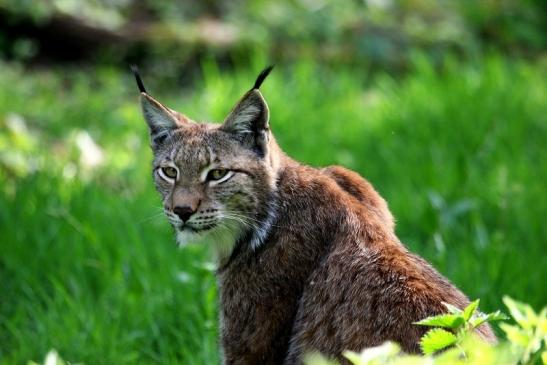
[131,65,186,146]
[140,93,181,144]
[221,66,274,156]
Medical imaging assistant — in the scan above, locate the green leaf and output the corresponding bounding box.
[463,299,480,321]
[503,296,537,330]
[414,313,465,329]
[469,310,509,328]
[442,302,463,315]
[419,328,458,355]
[499,323,530,347]
[487,310,509,321]
[342,351,362,365]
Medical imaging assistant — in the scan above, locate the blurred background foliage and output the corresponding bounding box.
[0,0,546,364]
[0,0,546,71]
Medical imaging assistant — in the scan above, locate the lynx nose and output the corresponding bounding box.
[173,205,196,222]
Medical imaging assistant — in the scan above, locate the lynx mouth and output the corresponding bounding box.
[176,223,217,233]
[174,222,225,248]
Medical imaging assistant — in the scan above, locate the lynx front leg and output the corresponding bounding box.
[282,264,377,365]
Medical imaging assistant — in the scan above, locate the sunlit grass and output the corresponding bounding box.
[0,55,545,363]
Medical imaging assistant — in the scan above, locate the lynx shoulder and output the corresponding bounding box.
[133,65,496,364]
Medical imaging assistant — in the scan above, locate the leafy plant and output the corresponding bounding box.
[305,297,546,365]
[415,299,507,355]
[500,297,547,364]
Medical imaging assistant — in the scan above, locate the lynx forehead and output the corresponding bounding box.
[134,65,495,364]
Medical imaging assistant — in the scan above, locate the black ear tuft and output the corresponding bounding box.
[252,65,274,90]
[130,64,147,93]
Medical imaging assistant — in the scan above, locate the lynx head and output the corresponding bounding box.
[133,66,280,257]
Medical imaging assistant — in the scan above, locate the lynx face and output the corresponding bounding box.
[134,67,278,255]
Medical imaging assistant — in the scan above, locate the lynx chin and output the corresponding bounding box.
[132,65,495,364]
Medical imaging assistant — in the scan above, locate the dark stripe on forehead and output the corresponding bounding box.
[174,136,212,175]
[169,141,181,161]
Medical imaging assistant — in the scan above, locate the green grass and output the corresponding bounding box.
[0,55,545,364]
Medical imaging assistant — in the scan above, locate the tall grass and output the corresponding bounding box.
[0,56,545,363]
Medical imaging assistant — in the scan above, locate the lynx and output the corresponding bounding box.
[132,66,495,364]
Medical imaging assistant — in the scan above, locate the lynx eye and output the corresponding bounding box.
[160,166,178,180]
[207,169,228,181]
